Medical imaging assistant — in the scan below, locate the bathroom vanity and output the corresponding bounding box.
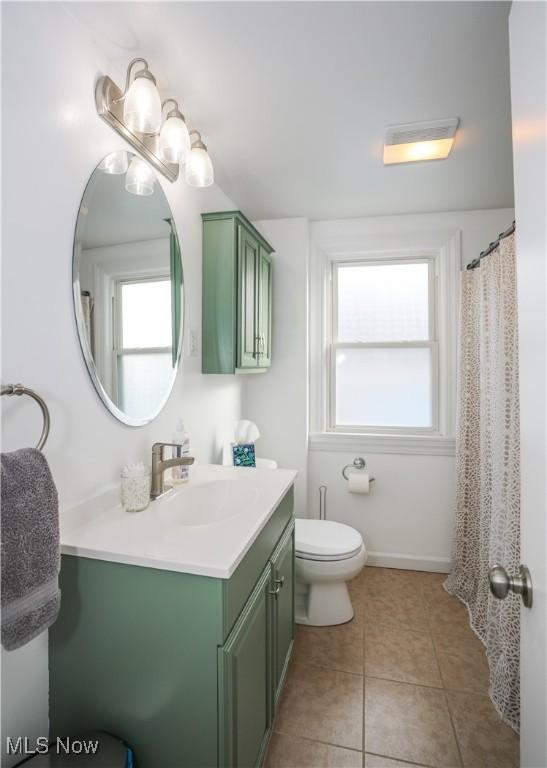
[49,465,296,768]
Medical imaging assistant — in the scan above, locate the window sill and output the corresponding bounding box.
[308,432,456,456]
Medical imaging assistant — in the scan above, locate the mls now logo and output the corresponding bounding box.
[6,738,49,756]
[6,736,100,756]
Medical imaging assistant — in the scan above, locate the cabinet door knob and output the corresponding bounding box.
[269,584,281,597]
[274,576,285,588]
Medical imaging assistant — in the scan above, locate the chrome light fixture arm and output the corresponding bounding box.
[114,58,155,103]
[189,129,207,150]
[162,98,185,122]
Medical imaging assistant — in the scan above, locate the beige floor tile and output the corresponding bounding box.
[365,625,441,687]
[435,634,490,695]
[428,596,468,625]
[275,662,363,751]
[364,678,460,768]
[447,690,519,768]
[364,567,424,595]
[348,578,367,623]
[265,733,362,768]
[363,568,429,634]
[420,573,454,607]
[428,599,477,646]
[364,590,429,633]
[364,755,427,767]
[293,620,364,674]
[349,569,368,598]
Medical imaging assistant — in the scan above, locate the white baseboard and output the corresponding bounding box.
[366,550,451,573]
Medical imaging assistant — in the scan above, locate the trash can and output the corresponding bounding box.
[14,732,134,767]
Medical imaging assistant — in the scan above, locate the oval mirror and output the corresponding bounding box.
[73,151,183,426]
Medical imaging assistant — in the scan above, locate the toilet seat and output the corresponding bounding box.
[295,519,363,562]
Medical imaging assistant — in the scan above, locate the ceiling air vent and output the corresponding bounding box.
[384,117,459,165]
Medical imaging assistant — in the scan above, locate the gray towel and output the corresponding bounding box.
[1,448,60,651]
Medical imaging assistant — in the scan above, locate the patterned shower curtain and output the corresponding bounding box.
[445,232,520,732]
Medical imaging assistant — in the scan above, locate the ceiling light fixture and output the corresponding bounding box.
[383,118,459,165]
[96,58,214,187]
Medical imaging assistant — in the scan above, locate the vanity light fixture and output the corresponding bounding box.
[159,99,191,165]
[96,58,214,186]
[121,59,162,134]
[98,150,129,175]
[185,131,214,188]
[125,156,155,196]
[383,117,459,165]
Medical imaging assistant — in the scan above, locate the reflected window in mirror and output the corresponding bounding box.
[116,277,172,420]
[73,152,184,426]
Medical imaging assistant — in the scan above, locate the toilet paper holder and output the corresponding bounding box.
[342,457,375,483]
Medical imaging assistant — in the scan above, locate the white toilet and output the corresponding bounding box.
[294,518,367,626]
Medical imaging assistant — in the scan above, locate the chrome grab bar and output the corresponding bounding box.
[1,383,50,450]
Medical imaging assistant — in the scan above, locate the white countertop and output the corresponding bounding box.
[60,464,297,579]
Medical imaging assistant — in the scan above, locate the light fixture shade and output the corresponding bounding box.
[123,75,162,134]
[185,146,214,187]
[383,118,459,165]
[125,156,155,196]
[159,115,191,164]
[99,150,129,175]
[383,138,454,164]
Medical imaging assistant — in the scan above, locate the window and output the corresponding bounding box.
[114,276,173,419]
[330,257,437,434]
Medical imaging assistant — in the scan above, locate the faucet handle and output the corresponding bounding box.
[152,441,183,456]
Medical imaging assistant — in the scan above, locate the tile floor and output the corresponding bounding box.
[265,567,519,768]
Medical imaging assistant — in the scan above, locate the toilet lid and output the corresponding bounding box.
[295,519,363,561]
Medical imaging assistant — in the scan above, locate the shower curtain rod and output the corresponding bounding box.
[466,221,516,270]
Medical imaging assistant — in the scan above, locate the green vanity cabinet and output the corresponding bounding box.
[49,487,295,768]
[218,522,294,768]
[202,211,273,374]
[271,524,294,705]
[218,567,272,768]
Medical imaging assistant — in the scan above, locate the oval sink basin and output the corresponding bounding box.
[157,477,260,527]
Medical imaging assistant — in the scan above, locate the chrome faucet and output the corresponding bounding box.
[151,442,195,500]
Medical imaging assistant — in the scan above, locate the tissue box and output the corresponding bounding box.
[232,443,256,467]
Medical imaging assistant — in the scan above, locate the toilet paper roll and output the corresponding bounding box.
[348,472,370,494]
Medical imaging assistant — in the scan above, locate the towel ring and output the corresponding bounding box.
[342,457,375,483]
[1,383,50,450]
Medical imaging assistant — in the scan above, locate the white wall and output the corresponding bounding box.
[243,219,309,517]
[509,2,547,765]
[307,210,514,571]
[246,209,514,573]
[0,4,243,763]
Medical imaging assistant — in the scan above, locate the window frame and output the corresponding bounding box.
[329,255,439,435]
[112,274,172,405]
[309,226,460,456]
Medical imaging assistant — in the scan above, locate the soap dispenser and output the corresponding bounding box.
[172,420,190,483]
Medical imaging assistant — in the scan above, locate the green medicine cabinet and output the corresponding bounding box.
[202,211,273,374]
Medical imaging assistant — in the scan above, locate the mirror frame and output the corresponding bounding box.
[72,153,184,427]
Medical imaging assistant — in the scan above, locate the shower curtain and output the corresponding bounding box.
[445,232,520,732]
